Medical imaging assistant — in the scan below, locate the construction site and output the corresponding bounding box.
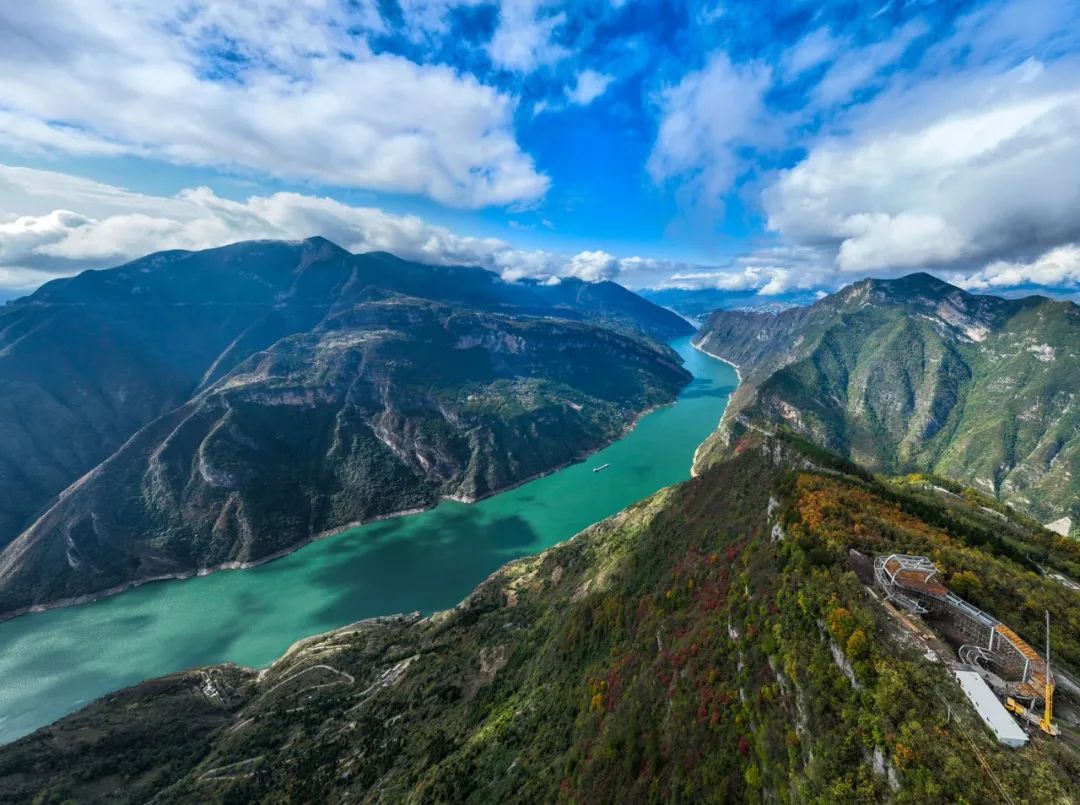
[872,554,1064,748]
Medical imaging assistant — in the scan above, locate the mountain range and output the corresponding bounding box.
[693,273,1080,537]
[3,265,1080,803]
[0,238,692,616]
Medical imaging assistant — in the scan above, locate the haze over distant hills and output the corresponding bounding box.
[694,273,1080,535]
[0,238,692,616]
[640,287,822,323]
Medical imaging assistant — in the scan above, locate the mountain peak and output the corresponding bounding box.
[300,235,349,253]
[878,272,957,294]
[827,272,968,313]
[859,272,959,299]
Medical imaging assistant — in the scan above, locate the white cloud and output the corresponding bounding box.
[954,244,1080,291]
[0,165,520,280]
[566,250,619,281]
[487,0,569,73]
[780,27,839,79]
[394,0,484,42]
[810,19,929,106]
[0,164,833,298]
[647,53,772,204]
[659,244,832,295]
[567,70,615,105]
[765,57,1080,274]
[0,164,648,292]
[0,1,548,208]
[642,0,1080,295]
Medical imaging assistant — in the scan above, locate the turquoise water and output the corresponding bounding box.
[0,338,736,744]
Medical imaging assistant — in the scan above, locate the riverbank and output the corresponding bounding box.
[690,337,743,382]
[0,397,676,624]
[689,339,742,477]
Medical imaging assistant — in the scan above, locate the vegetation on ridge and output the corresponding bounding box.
[694,273,1080,536]
[3,435,1077,803]
[0,296,689,616]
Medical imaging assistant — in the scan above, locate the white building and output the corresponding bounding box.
[953,669,1028,748]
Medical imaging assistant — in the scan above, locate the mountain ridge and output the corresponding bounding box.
[2,432,1077,802]
[692,274,1080,535]
[0,239,692,616]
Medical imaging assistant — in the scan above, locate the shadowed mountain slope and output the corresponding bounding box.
[0,239,691,614]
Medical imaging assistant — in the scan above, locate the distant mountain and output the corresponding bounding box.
[693,273,1080,535]
[0,239,691,615]
[639,287,820,323]
[3,432,1077,802]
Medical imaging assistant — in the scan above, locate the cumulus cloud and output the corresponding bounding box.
[0,1,548,208]
[0,164,818,297]
[658,245,832,295]
[647,0,1080,294]
[764,57,1080,275]
[953,244,1080,291]
[566,250,619,281]
[0,165,521,284]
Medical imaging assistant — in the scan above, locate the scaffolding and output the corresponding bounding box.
[874,553,1057,737]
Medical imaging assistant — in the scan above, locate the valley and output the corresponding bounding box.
[3,268,1080,804]
[2,429,1077,802]
[0,337,737,747]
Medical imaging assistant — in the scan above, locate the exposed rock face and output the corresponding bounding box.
[0,239,692,614]
[693,273,1080,534]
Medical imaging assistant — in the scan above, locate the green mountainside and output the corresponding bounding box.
[2,433,1078,803]
[693,274,1080,536]
[0,239,691,616]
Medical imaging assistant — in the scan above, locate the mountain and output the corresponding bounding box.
[0,239,692,615]
[2,432,1077,802]
[639,287,821,323]
[693,273,1080,536]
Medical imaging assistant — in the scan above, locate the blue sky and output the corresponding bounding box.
[2,0,1080,298]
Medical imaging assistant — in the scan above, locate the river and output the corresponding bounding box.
[0,337,736,744]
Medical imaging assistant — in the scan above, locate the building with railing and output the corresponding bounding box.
[873,554,1052,703]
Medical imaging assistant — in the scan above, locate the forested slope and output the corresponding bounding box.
[4,433,1078,803]
[693,274,1080,535]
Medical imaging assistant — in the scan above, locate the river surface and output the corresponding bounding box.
[0,337,736,744]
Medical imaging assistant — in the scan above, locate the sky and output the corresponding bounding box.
[2,0,1080,299]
